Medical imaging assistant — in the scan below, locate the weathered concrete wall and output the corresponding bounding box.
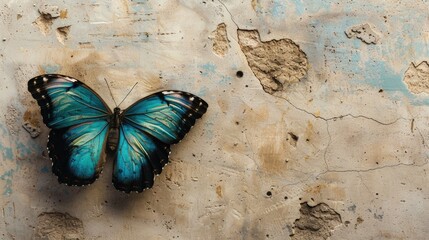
[1,0,428,239]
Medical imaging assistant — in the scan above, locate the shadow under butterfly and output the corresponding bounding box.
[28,74,208,193]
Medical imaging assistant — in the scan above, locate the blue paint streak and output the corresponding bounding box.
[199,63,217,77]
[361,60,429,105]
[0,169,15,196]
[271,0,287,19]
[42,64,61,74]
[290,0,304,15]
[40,166,50,173]
[0,142,13,160]
[219,75,232,85]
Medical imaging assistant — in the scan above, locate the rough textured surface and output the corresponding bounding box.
[238,29,308,93]
[35,212,84,240]
[403,61,429,94]
[291,202,342,240]
[210,23,229,57]
[345,23,379,44]
[1,1,429,239]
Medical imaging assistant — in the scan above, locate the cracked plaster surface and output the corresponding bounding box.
[0,1,429,239]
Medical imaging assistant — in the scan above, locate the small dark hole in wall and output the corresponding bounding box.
[236,71,244,78]
[266,191,272,197]
[379,89,383,93]
[288,132,299,142]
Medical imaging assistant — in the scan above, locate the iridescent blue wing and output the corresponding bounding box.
[28,74,112,185]
[113,91,208,192]
[28,74,111,129]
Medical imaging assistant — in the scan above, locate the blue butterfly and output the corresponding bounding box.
[28,74,208,193]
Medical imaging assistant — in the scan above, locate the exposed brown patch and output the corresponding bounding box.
[237,29,308,94]
[305,121,314,142]
[210,23,230,57]
[59,9,68,19]
[403,61,429,94]
[258,123,288,174]
[216,185,223,198]
[291,202,342,240]
[34,212,84,240]
[354,216,364,229]
[47,50,109,82]
[306,184,346,201]
[251,0,259,10]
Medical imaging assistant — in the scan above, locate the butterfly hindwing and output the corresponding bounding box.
[48,121,109,185]
[113,91,208,192]
[113,124,170,192]
[28,74,111,185]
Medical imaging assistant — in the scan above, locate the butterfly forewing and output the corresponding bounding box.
[28,74,112,129]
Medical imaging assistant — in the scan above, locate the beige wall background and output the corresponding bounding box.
[0,0,428,239]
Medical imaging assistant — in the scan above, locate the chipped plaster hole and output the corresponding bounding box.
[33,15,53,35]
[56,25,71,45]
[33,5,62,35]
[287,132,299,147]
[345,23,380,44]
[236,70,244,78]
[210,23,230,57]
[34,212,84,240]
[290,202,342,240]
[403,61,429,94]
[5,105,20,135]
[22,121,41,138]
[38,4,60,19]
[266,191,272,197]
[237,29,308,94]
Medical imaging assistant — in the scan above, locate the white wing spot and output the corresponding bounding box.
[36,88,41,93]
[189,97,195,101]
[33,80,37,85]
[43,77,48,82]
[41,95,46,99]
[199,102,203,106]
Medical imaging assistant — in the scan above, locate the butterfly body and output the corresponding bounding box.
[107,107,121,151]
[28,74,208,193]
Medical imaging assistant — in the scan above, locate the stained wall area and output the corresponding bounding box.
[1,1,429,239]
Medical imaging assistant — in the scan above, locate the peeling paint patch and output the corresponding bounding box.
[345,23,379,44]
[290,202,342,240]
[237,29,308,94]
[210,23,229,57]
[35,212,84,240]
[403,61,429,94]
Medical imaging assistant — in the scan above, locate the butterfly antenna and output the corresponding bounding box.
[117,82,138,108]
[104,78,118,107]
